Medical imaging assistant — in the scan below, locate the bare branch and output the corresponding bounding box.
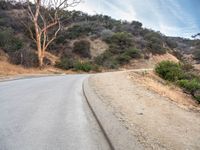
[21,21,37,43]
[20,0,81,67]
[44,20,61,50]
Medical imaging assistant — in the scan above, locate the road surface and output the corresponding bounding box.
[0,75,110,150]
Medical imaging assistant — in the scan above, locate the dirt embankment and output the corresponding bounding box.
[124,53,179,69]
[89,71,200,150]
[0,49,67,77]
[0,60,70,76]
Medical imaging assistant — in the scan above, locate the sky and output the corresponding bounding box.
[71,0,200,38]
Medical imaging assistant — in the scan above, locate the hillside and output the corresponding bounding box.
[0,1,200,73]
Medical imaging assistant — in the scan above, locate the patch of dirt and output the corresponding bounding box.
[70,38,108,58]
[124,53,179,69]
[90,39,108,58]
[89,71,200,150]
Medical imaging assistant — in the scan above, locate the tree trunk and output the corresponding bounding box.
[38,49,44,68]
[39,58,43,68]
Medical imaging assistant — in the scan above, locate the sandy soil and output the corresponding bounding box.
[90,39,108,58]
[89,71,200,150]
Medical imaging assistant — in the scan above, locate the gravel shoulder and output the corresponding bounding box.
[89,71,200,150]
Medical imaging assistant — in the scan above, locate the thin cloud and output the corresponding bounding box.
[71,0,200,38]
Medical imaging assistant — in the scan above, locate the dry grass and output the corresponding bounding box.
[124,53,179,69]
[0,61,75,77]
[0,61,36,76]
[0,49,75,77]
[128,70,200,110]
[0,48,68,77]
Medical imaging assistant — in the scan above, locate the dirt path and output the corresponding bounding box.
[89,71,200,150]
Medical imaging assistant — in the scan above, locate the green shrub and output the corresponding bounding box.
[177,79,200,98]
[104,59,119,69]
[116,53,131,64]
[94,51,119,69]
[148,42,166,54]
[12,38,23,51]
[109,32,132,44]
[106,32,133,54]
[95,51,111,65]
[144,31,162,43]
[95,47,141,68]
[195,96,200,103]
[73,40,91,58]
[55,58,99,72]
[144,32,166,54]
[155,61,185,81]
[55,34,67,44]
[0,27,23,52]
[55,57,74,70]
[177,79,200,102]
[74,61,94,72]
[124,47,141,58]
[66,24,93,39]
[116,48,141,65]
[156,61,200,102]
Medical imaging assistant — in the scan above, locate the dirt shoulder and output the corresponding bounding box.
[0,60,77,80]
[89,71,200,150]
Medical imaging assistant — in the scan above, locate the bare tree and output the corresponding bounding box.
[19,0,80,67]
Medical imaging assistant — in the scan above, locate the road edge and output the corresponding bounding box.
[82,76,143,150]
[0,74,64,82]
[82,77,115,150]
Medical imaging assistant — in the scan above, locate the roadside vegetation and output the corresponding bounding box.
[55,57,99,72]
[94,32,142,68]
[155,61,200,102]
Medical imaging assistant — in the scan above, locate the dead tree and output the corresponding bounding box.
[20,0,80,67]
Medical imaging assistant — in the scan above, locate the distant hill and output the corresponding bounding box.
[0,1,199,72]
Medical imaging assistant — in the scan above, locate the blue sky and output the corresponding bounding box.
[72,0,200,38]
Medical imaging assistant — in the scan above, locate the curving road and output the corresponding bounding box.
[0,75,110,150]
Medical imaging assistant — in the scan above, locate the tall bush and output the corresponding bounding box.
[124,47,141,58]
[55,57,74,70]
[106,32,133,54]
[73,40,91,58]
[0,27,23,52]
[156,61,200,102]
[155,61,185,81]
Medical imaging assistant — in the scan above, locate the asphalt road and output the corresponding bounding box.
[0,75,110,150]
